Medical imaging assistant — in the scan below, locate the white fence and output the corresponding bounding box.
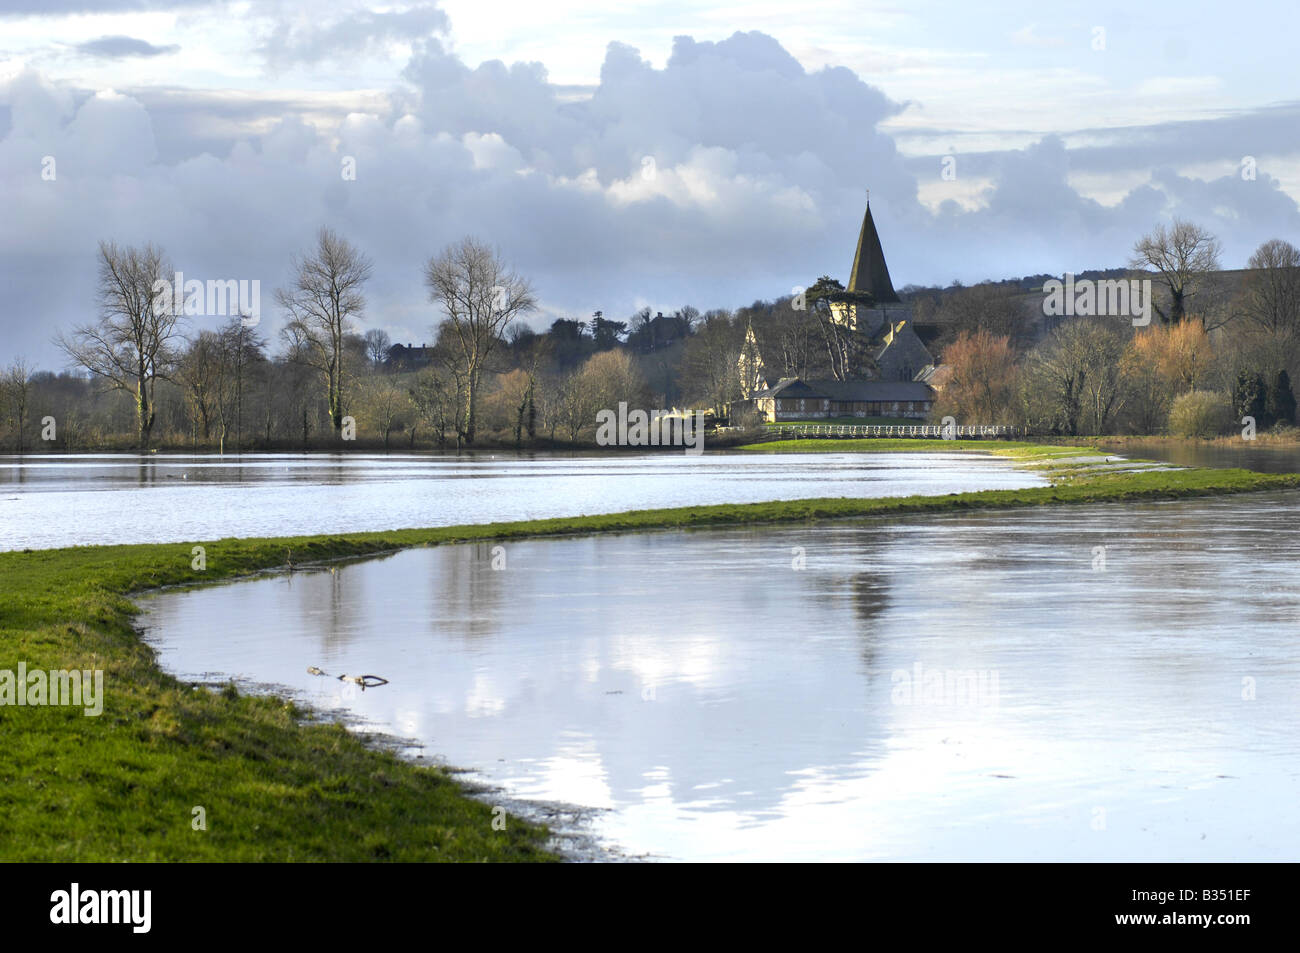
[769,424,1019,439]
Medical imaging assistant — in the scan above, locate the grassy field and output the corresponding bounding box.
[739,437,1092,458]
[3,441,1298,861]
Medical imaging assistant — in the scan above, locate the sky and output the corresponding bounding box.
[2,0,1299,369]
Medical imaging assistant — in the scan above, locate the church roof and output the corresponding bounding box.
[847,199,900,304]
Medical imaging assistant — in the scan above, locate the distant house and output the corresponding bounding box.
[753,378,935,422]
[385,343,434,371]
[626,311,692,353]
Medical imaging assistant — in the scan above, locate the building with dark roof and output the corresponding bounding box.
[752,377,934,421]
[738,193,936,403]
[385,343,435,371]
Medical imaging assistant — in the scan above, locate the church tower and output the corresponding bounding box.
[848,196,900,304]
[833,193,932,381]
[832,193,909,337]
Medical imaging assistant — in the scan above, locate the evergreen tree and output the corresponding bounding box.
[526,379,537,439]
[1232,371,1269,427]
[1267,369,1297,427]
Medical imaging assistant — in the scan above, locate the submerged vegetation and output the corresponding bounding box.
[1,441,1297,860]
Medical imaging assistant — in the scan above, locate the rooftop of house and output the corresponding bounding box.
[756,377,935,402]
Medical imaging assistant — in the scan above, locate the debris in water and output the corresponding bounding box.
[307,666,388,690]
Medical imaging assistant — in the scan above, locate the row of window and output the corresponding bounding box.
[773,398,929,412]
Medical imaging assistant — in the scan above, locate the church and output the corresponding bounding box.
[736,195,937,422]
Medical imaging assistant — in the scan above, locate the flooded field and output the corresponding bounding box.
[0,450,1042,551]
[136,494,1300,861]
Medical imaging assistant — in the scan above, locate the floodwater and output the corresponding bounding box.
[1106,440,1300,475]
[136,494,1300,862]
[0,451,1042,551]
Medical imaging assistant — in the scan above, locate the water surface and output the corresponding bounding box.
[0,451,1041,551]
[137,494,1300,861]
[1105,440,1300,474]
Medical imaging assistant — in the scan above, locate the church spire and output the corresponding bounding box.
[847,193,900,303]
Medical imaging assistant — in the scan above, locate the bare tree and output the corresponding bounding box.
[2,358,33,451]
[932,282,1035,351]
[1022,318,1130,435]
[747,299,822,381]
[220,316,266,451]
[1240,238,1300,340]
[558,370,596,440]
[363,328,392,370]
[177,331,223,443]
[1129,219,1222,325]
[55,240,182,448]
[681,314,743,412]
[359,377,409,450]
[423,237,536,444]
[933,331,1017,425]
[410,364,463,450]
[278,227,373,438]
[572,349,648,436]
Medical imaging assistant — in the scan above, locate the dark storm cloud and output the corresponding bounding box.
[124,86,369,163]
[906,101,1300,181]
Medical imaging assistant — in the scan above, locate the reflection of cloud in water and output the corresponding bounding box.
[138,496,1300,860]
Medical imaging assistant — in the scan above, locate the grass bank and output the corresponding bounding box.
[3,443,1298,861]
[1086,430,1300,449]
[737,436,1095,459]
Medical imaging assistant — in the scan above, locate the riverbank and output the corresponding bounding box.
[1090,428,1300,449]
[3,445,1298,861]
[11,427,1300,457]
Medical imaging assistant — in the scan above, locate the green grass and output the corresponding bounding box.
[739,437,1093,459]
[2,441,1298,861]
[0,543,559,862]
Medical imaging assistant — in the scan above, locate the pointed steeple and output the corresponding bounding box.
[847,194,900,304]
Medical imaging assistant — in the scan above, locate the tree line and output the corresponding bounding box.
[2,218,1298,449]
[933,224,1300,436]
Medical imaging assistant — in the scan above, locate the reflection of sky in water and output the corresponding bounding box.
[1102,440,1300,475]
[137,494,1300,861]
[0,451,1042,550]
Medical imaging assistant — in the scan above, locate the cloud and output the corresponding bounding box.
[259,2,450,68]
[1,29,1298,372]
[1010,25,1065,49]
[0,0,208,14]
[1135,76,1222,98]
[74,35,180,58]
